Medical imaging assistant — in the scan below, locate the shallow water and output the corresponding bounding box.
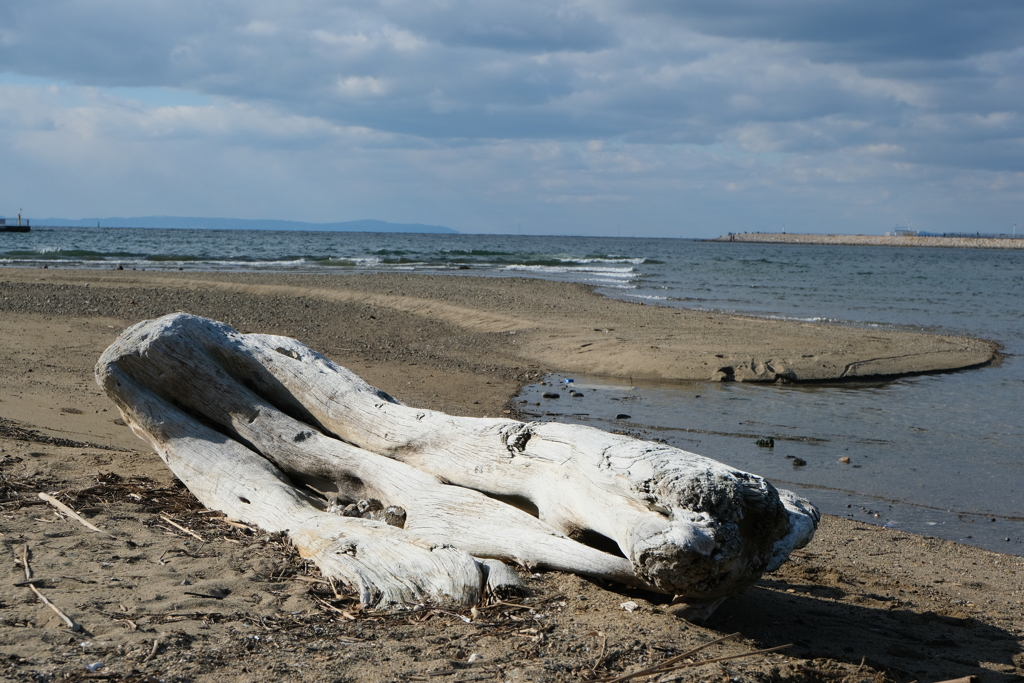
[3,228,1022,553]
[517,242,1024,555]
[517,370,1023,554]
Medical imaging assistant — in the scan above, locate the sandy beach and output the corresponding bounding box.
[1,268,1021,682]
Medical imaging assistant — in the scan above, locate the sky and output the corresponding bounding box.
[1,1,1022,238]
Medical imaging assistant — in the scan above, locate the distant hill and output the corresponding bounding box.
[34,216,458,234]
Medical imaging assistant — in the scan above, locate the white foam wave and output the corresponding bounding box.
[503,264,635,278]
[561,257,646,265]
[589,282,637,289]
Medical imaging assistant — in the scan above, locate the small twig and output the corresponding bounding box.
[19,545,82,632]
[20,544,32,580]
[593,632,608,674]
[658,643,791,673]
[312,595,357,620]
[38,492,111,536]
[142,637,160,663]
[595,633,741,683]
[291,575,332,586]
[432,608,473,623]
[601,643,791,683]
[114,617,139,631]
[293,574,351,600]
[29,584,83,632]
[14,578,46,587]
[159,515,205,542]
[184,591,225,600]
[479,600,533,611]
[0,496,45,505]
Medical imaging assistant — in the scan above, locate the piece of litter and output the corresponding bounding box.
[620,601,639,612]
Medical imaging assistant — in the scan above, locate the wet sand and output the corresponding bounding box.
[1,268,1021,682]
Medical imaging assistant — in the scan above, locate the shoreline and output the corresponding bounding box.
[713,232,1024,250]
[2,268,1022,681]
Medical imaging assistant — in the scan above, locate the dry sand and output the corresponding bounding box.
[1,268,1021,683]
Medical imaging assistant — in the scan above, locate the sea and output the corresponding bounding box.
[3,227,1023,555]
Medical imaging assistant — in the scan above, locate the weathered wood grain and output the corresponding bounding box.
[96,313,819,610]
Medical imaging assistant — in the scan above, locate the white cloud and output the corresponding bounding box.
[239,20,279,37]
[0,1,1022,234]
[336,76,390,98]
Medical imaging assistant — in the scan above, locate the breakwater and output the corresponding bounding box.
[714,232,1024,249]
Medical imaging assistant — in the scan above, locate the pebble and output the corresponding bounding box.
[615,414,630,420]
[839,456,851,464]
[542,392,560,399]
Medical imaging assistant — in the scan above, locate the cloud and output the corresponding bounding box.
[336,75,390,98]
[630,0,1024,62]
[0,1,1022,234]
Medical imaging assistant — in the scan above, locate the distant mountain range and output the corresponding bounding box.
[33,216,458,234]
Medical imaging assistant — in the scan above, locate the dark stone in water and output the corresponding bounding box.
[791,457,807,466]
[615,414,631,420]
[570,391,584,397]
[756,437,775,448]
[542,392,560,399]
[712,366,735,382]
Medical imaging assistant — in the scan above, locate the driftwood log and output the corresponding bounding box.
[96,313,818,612]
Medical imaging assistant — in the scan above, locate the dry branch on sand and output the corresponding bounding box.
[95,313,819,614]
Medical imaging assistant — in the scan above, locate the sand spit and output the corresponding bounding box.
[714,232,1024,250]
[0,268,997,386]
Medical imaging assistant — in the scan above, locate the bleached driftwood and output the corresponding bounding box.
[96,313,818,611]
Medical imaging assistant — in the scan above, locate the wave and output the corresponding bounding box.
[503,264,635,276]
[0,248,147,260]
